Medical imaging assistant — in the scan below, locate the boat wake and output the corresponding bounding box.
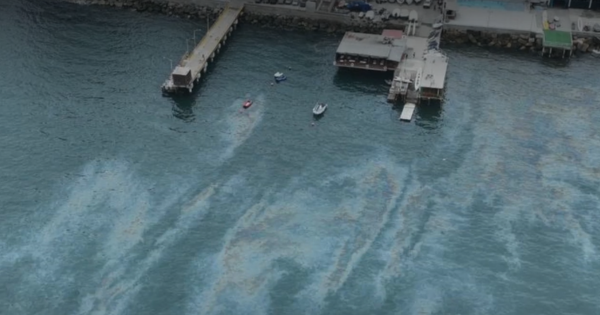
[219,93,265,161]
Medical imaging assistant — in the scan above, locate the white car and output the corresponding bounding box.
[423,0,432,8]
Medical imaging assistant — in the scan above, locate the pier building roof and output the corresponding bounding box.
[542,30,573,50]
[420,51,448,90]
[336,32,407,60]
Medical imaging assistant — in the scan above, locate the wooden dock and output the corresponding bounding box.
[162,3,244,95]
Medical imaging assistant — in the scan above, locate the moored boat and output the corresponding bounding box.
[243,99,253,108]
[313,102,328,115]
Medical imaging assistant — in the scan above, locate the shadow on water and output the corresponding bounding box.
[313,113,325,122]
[332,67,391,94]
[540,56,571,68]
[416,101,443,130]
[390,100,443,129]
[171,95,196,122]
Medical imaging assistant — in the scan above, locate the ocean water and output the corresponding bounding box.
[1,1,600,314]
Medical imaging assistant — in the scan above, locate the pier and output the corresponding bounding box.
[161,2,244,95]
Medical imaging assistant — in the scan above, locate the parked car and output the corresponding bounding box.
[423,0,431,8]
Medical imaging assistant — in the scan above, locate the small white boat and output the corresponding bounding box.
[385,79,393,85]
[392,8,401,18]
[592,49,600,55]
[365,10,375,19]
[274,72,287,82]
[358,11,365,18]
[578,17,584,32]
[414,0,422,4]
[313,103,327,115]
[409,10,418,22]
[432,22,443,29]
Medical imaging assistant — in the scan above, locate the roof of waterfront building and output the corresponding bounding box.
[381,29,404,39]
[543,30,573,50]
[336,31,407,60]
[420,51,448,90]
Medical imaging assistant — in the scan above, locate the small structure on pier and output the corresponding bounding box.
[540,10,573,58]
[333,30,407,72]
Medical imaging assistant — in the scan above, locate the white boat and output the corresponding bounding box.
[414,0,422,4]
[409,10,418,22]
[578,17,584,32]
[385,79,393,85]
[406,0,413,4]
[432,22,443,29]
[392,8,401,18]
[313,103,328,115]
[358,11,365,18]
[592,49,600,55]
[274,72,286,82]
[365,10,375,20]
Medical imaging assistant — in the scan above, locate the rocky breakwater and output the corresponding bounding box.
[442,29,598,54]
[66,0,397,34]
[242,11,391,34]
[441,29,543,52]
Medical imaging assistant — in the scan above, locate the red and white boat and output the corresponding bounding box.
[243,99,253,108]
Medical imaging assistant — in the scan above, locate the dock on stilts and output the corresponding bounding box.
[161,2,244,95]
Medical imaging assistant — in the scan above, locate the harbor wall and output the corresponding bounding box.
[66,0,599,53]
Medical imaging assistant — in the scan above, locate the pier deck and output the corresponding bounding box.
[162,3,243,94]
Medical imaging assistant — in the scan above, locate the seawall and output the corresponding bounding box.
[66,0,599,54]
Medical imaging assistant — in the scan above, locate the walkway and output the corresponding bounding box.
[180,4,243,81]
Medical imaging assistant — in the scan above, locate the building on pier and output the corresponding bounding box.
[333,30,407,72]
[417,50,448,100]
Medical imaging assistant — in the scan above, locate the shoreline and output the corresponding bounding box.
[66,0,599,54]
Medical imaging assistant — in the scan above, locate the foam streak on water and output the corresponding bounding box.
[1,1,600,314]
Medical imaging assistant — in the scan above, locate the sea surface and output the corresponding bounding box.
[1,1,600,314]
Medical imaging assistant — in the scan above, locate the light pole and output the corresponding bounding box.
[193,29,203,43]
[186,38,194,56]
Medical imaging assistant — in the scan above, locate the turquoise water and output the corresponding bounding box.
[457,0,525,11]
[1,1,600,314]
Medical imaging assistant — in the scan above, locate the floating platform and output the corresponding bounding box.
[162,3,243,95]
[399,103,416,121]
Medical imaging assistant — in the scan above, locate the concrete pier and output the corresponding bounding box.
[161,2,244,95]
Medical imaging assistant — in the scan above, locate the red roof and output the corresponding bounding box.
[381,29,403,39]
